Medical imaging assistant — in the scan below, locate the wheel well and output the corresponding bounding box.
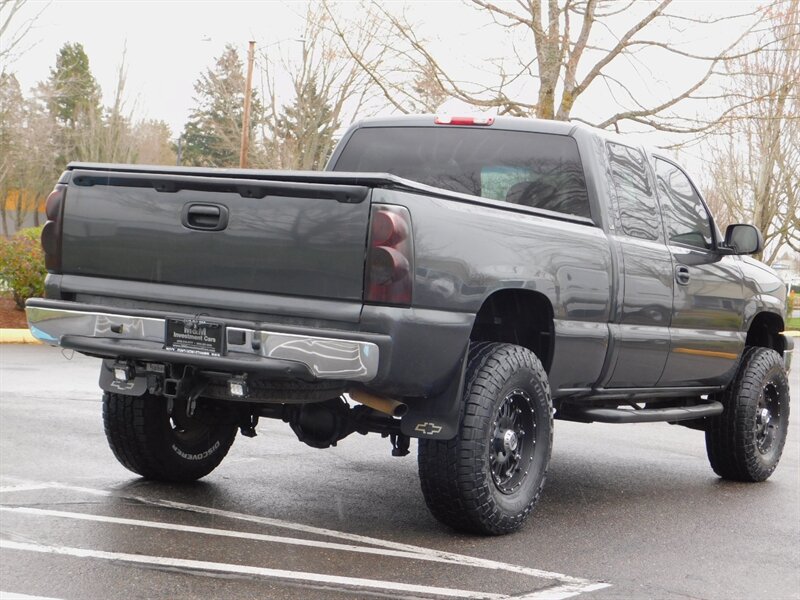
[470,289,554,371]
[746,312,785,355]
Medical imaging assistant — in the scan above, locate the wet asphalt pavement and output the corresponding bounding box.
[0,344,798,600]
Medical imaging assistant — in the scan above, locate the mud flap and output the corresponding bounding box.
[780,334,793,372]
[400,346,468,441]
[99,360,148,396]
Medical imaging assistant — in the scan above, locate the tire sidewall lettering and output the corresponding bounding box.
[171,440,221,461]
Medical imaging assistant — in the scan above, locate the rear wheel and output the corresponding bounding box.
[706,347,790,482]
[103,392,238,482]
[418,342,553,535]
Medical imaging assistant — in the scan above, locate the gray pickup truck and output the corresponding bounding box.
[27,115,792,535]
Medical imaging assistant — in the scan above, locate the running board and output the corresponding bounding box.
[559,401,723,424]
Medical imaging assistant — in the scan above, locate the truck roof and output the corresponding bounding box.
[351,114,578,136]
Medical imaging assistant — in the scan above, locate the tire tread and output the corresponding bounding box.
[706,347,790,482]
[418,342,552,535]
[103,393,236,482]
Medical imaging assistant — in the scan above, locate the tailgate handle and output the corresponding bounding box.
[182,203,229,231]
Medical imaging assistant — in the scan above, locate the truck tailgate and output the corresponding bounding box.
[61,169,371,301]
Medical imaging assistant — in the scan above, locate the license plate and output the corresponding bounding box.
[164,318,225,357]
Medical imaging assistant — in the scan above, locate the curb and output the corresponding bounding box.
[0,329,41,344]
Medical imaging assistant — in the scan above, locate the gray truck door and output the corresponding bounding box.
[653,158,745,387]
[603,142,674,388]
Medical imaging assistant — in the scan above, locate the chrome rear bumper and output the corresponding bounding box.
[25,305,379,382]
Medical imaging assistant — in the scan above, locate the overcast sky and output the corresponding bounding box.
[9,1,310,135]
[6,1,764,146]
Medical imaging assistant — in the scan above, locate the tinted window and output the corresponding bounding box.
[655,159,713,250]
[607,142,661,241]
[333,127,591,219]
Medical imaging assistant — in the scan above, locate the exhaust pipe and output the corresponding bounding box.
[349,389,408,418]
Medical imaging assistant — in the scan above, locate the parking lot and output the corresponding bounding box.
[1,344,798,599]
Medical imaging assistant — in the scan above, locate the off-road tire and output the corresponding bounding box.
[418,342,553,535]
[103,392,238,482]
[706,347,790,482]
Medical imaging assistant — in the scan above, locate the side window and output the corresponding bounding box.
[607,142,661,241]
[655,159,713,250]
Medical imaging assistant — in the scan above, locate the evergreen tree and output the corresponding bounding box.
[44,42,103,165]
[273,75,339,170]
[46,42,101,128]
[181,45,259,167]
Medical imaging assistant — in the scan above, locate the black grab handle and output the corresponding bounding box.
[181,203,229,231]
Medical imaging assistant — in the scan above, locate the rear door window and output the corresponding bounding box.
[607,142,662,242]
[333,126,592,219]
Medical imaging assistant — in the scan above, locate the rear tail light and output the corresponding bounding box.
[434,115,494,126]
[365,205,414,305]
[41,182,67,273]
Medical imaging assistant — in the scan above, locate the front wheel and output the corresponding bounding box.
[418,342,553,535]
[103,392,238,482]
[706,347,790,482]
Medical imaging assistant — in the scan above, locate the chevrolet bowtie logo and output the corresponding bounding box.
[110,379,136,391]
[414,422,443,435]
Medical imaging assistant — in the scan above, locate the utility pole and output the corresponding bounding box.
[240,40,256,168]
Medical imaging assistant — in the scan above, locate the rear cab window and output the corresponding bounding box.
[332,126,592,220]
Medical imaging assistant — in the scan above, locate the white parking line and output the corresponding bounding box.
[0,484,52,494]
[0,479,611,599]
[0,593,64,600]
[0,505,477,567]
[514,583,614,600]
[0,539,506,600]
[54,481,597,584]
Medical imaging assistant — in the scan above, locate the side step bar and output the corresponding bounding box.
[559,401,723,424]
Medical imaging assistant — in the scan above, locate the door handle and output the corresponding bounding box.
[182,203,229,231]
[675,265,691,285]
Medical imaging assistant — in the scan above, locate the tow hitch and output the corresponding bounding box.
[163,366,208,418]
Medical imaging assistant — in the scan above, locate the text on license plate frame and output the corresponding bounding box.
[164,318,225,357]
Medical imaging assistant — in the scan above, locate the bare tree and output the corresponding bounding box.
[3,45,172,234]
[259,2,390,170]
[410,61,449,113]
[331,0,772,133]
[0,77,60,234]
[18,88,60,229]
[132,120,176,165]
[0,0,44,73]
[92,51,138,164]
[703,0,799,264]
[0,0,47,233]
[0,71,24,235]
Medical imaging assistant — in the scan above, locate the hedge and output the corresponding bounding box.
[0,226,46,309]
